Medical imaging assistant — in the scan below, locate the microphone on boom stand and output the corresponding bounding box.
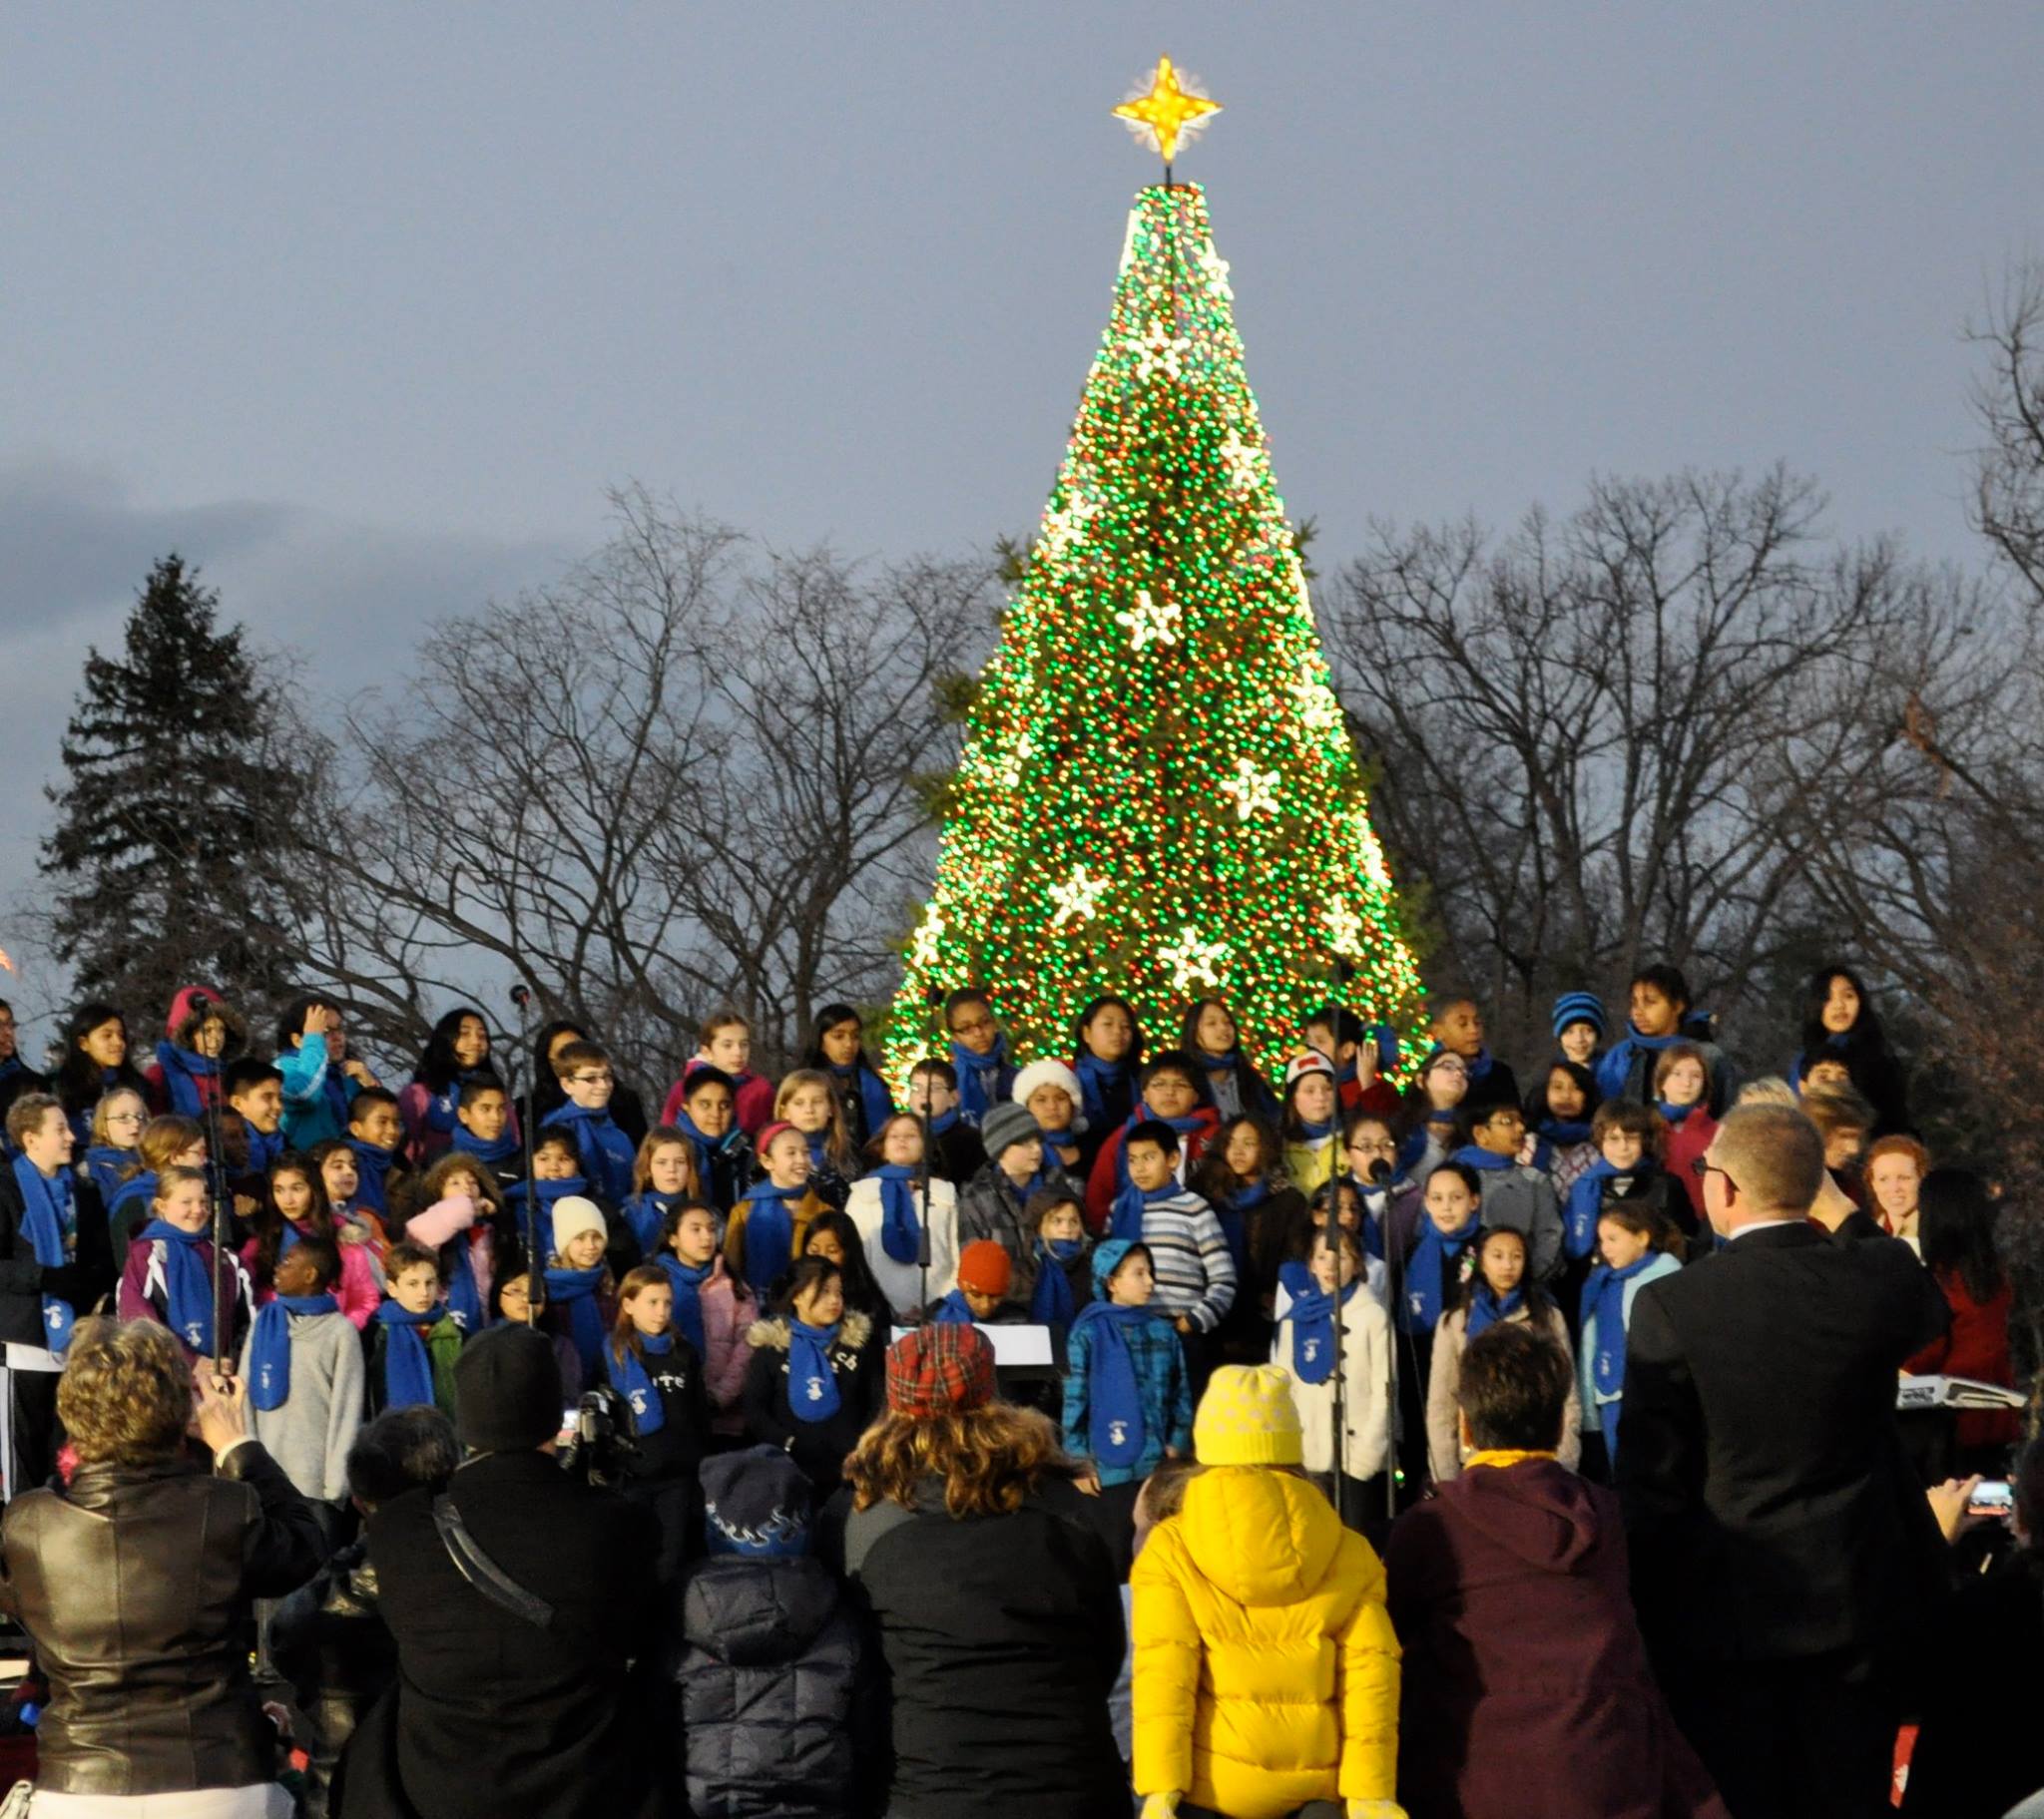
[510,983,543,1319]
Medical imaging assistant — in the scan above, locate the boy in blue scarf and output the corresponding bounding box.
[943,989,1016,1129]
[224,1059,289,1215]
[370,1240,464,1415]
[1453,1103,1565,1282]
[239,1233,365,1524]
[346,1088,411,1225]
[451,1075,524,1188]
[906,1061,987,1186]
[542,1041,638,1203]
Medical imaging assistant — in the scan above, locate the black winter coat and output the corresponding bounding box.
[0,1165,113,1347]
[741,1313,881,1497]
[358,1449,661,1819]
[841,1476,1125,1819]
[671,1553,866,1818]
[601,1334,712,1484]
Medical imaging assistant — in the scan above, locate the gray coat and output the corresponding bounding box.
[1475,1165,1566,1282]
[239,1308,366,1506]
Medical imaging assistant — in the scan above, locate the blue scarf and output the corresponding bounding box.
[375,1301,439,1408]
[785,1317,843,1423]
[109,1169,157,1229]
[239,1118,285,1176]
[1402,1208,1480,1335]
[82,1143,133,1205]
[1536,1116,1594,1147]
[657,1253,712,1357]
[545,1265,608,1379]
[931,1288,978,1324]
[443,1235,483,1333]
[737,1181,804,1296]
[346,1138,396,1214]
[140,1218,218,1354]
[1582,1253,1657,1396]
[673,1109,745,1188]
[950,1035,1012,1125]
[1279,1259,1354,1386]
[1074,1052,1133,1131]
[1595,1026,1683,1101]
[316,1068,354,1139]
[504,1173,587,1217]
[1031,1237,1083,1325]
[1109,1111,1203,1221]
[1658,1100,1699,1127]
[1451,1143,1516,1173]
[926,1106,960,1138]
[421,1071,491,1138]
[1343,1176,1389,1261]
[622,1190,679,1260]
[1213,1179,1267,1289]
[612,1330,674,1434]
[153,1040,218,1118]
[802,1130,836,1176]
[543,1104,635,1201]
[1465,1281,1525,1338]
[1464,1047,1496,1084]
[1070,1301,1152,1469]
[249,1293,339,1410]
[1112,1177,1178,1245]
[870,1163,922,1265]
[830,1063,893,1141]
[1564,1159,1618,1261]
[452,1125,519,1167]
[13,1156,78,1356]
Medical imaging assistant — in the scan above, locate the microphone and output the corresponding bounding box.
[509,984,533,1010]
[1367,1158,1393,1185]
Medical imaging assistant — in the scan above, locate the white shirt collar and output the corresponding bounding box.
[1726,1217,1804,1242]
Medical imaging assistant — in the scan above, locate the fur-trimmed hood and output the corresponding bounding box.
[165,985,248,1057]
[746,1310,873,1353]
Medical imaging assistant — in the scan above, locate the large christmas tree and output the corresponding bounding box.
[884,72,1424,1081]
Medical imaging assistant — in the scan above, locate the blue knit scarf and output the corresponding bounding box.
[1074,1052,1133,1131]
[1582,1253,1657,1396]
[736,1181,804,1296]
[950,1035,1012,1125]
[1070,1301,1153,1469]
[346,1138,396,1214]
[1402,1208,1480,1335]
[930,1289,978,1325]
[249,1293,339,1410]
[13,1155,78,1355]
[869,1163,922,1264]
[543,1104,635,1201]
[141,1218,217,1354]
[1464,1281,1525,1339]
[153,1040,218,1119]
[1111,1177,1179,1245]
[1278,1259,1355,1386]
[1658,1100,1700,1127]
[657,1253,712,1357]
[444,1235,484,1333]
[239,1118,285,1176]
[612,1330,674,1434]
[82,1144,133,1207]
[622,1190,680,1261]
[452,1125,519,1167]
[1214,1179,1269,1287]
[375,1300,438,1408]
[1030,1238,1083,1325]
[1564,1159,1618,1261]
[673,1109,745,1188]
[545,1265,608,1380]
[1595,1026,1684,1101]
[785,1317,842,1423]
[1451,1143,1516,1173]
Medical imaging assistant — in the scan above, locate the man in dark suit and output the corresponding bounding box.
[1617,1102,1949,1819]
[355,1323,660,1819]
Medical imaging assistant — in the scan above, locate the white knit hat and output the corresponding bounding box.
[1281,1049,1336,1091]
[551,1195,607,1255]
[1012,1058,1087,1134]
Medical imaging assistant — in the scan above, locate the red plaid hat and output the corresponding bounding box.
[886,1322,996,1419]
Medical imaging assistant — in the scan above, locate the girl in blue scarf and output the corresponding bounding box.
[54,1004,149,1150]
[944,990,1015,1126]
[621,1130,702,1262]
[1072,996,1143,1146]
[805,1004,894,1150]
[544,1198,617,1383]
[407,1005,495,1141]
[1529,1061,1602,1198]
[1027,1194,1091,1328]
[775,1073,856,1209]
[730,1124,817,1298]
[81,1088,148,1207]
[1399,1163,1483,1339]
[742,1257,874,1496]
[121,1165,252,1361]
[1182,999,1278,1123]
[1577,1204,1680,1462]
[1061,1240,1190,1492]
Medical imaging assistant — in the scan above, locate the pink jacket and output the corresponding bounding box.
[240,1227,381,1330]
[661,1066,775,1139]
[407,1194,497,1317]
[698,1256,758,1435]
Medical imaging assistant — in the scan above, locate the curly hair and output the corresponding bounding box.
[845,1401,1071,1519]
[58,1317,193,1467]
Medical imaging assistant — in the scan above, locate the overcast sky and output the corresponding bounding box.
[5,5,2040,1036]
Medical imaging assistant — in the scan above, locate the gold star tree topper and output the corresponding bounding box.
[1114,56,1221,168]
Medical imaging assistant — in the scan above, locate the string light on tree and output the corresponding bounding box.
[883,63,1427,1092]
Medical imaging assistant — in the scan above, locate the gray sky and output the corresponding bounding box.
[5,5,2040,1037]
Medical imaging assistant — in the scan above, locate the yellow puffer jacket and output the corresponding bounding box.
[1132,1466,1399,1819]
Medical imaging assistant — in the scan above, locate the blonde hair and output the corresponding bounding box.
[58,1318,192,1466]
[773,1069,856,1174]
[1735,1077,1798,1109]
[90,1087,148,1148]
[1712,1104,1824,1216]
[632,1127,703,1198]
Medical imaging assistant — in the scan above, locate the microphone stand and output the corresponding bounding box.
[916,985,942,1322]
[510,984,542,1321]
[203,1048,234,1383]
[1370,1153,1399,1529]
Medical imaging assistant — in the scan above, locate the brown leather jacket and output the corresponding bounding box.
[0,1440,326,1795]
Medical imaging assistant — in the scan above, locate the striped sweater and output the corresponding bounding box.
[1135,1188,1238,1334]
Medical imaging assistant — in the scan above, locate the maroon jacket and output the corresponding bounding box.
[1385,1459,1729,1819]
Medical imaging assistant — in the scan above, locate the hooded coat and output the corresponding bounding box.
[1385,1458,1730,1819]
[740,1311,880,1496]
[142,985,248,1118]
[1132,1466,1400,1817]
[669,1554,865,1819]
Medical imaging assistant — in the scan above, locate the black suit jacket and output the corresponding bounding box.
[0,1167,113,1346]
[363,1450,661,1819]
[1616,1220,1949,1662]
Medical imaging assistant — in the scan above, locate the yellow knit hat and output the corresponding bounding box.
[1193,1364,1303,1467]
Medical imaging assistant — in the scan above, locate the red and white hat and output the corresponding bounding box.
[1281,1049,1336,1091]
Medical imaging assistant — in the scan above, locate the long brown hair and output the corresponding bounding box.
[252,1153,337,1288]
[845,1402,1070,1519]
[632,1127,704,1198]
[609,1263,671,1367]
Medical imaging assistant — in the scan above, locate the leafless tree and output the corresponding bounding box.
[256,488,996,1086]
[1971,261,2044,612]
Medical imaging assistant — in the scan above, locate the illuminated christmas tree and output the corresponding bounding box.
[884,61,1425,1083]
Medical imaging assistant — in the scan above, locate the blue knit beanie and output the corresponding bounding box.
[1551,992,1607,1042]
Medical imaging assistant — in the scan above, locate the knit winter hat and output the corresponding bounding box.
[1282,1049,1335,1090]
[1194,1363,1304,1467]
[956,1238,1013,1296]
[1551,991,1608,1041]
[1090,1237,1147,1295]
[886,1321,996,1418]
[454,1323,565,1455]
[701,1444,812,1559]
[1012,1059,1086,1131]
[550,1195,606,1255]
[979,1102,1040,1161]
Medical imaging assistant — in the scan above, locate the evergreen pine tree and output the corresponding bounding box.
[884,181,1426,1080]
[40,554,298,1017]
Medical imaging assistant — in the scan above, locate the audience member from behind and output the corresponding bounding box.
[1387,1323,1728,1819]
[1617,1102,1951,1819]
[842,1323,1126,1819]
[0,1317,325,1817]
[669,1445,866,1819]
[353,1321,661,1819]
[1902,1165,2020,1476]
[273,1407,459,1819]
[1131,1364,1401,1819]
